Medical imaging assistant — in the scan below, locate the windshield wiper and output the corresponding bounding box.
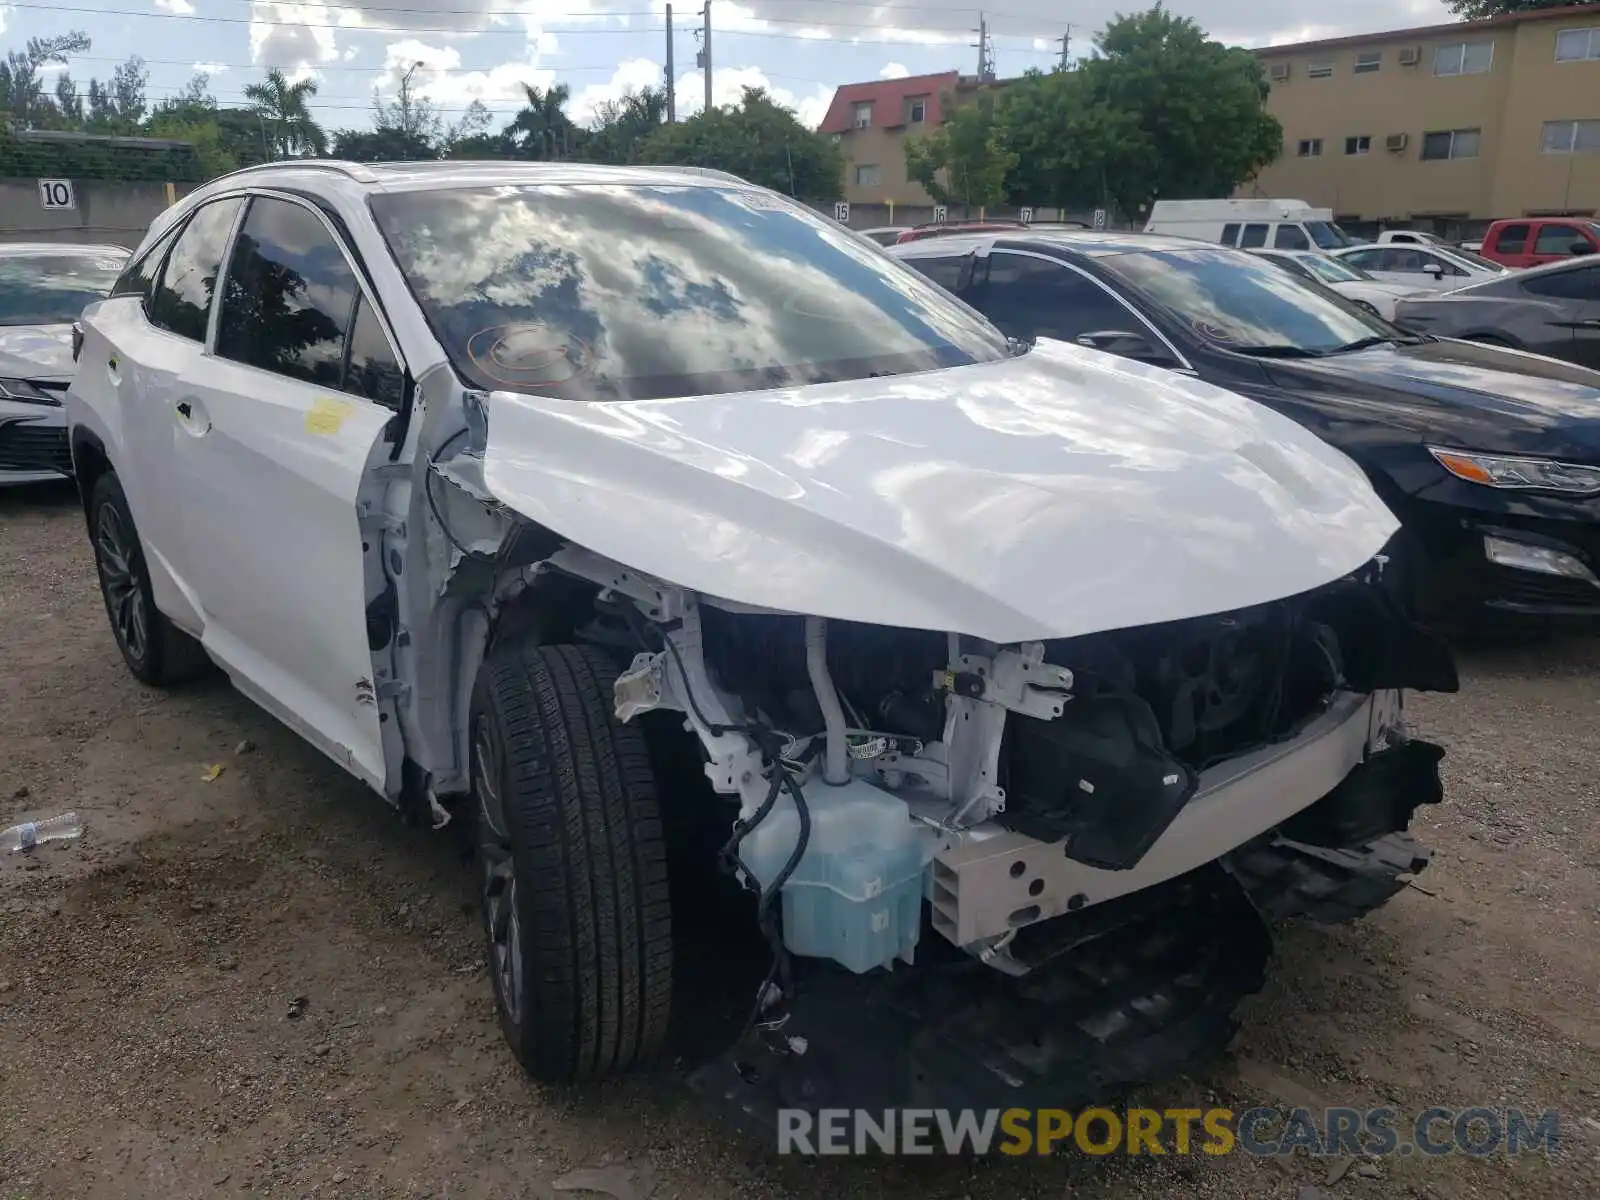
[1231,344,1328,359]
[1325,335,1400,354]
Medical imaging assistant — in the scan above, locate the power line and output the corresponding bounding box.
[7,0,1064,41]
[31,0,1067,22]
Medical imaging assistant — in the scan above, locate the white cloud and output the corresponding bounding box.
[250,2,345,72]
[673,64,832,127]
[567,57,663,124]
[192,61,229,75]
[155,0,196,12]
[377,39,557,110]
[0,6,8,36]
[878,62,909,79]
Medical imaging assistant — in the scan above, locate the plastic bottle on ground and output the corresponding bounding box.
[2,812,84,853]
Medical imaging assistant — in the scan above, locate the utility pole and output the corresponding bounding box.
[1057,25,1072,70]
[972,13,995,82]
[701,0,713,114]
[665,3,676,121]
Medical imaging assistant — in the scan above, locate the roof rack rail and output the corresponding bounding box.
[198,159,381,189]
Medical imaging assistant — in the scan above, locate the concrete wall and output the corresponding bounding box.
[0,179,198,248]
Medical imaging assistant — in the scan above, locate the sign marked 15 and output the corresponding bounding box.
[39,179,76,211]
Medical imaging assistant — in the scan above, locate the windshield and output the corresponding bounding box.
[1306,221,1353,249]
[0,251,127,326]
[1098,247,1395,354]
[1444,246,1503,273]
[369,184,1008,402]
[1300,254,1371,283]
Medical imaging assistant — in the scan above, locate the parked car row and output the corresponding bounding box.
[888,229,1600,626]
[20,162,1468,1134]
[0,243,130,485]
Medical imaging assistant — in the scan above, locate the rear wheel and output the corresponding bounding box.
[88,472,211,687]
[470,639,673,1082]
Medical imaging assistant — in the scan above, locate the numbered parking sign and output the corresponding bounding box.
[1092,207,1108,230]
[932,205,948,224]
[1019,206,1034,224]
[833,201,850,223]
[39,179,76,211]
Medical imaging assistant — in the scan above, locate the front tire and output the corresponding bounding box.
[88,472,211,687]
[471,640,673,1082]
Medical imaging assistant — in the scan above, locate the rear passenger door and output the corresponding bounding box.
[1521,262,1600,368]
[170,192,407,791]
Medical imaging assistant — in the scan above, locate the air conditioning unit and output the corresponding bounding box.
[1269,62,1291,81]
[1398,46,1421,65]
[1386,132,1410,152]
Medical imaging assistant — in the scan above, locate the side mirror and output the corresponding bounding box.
[1569,240,1595,257]
[1422,262,1446,278]
[1076,329,1163,361]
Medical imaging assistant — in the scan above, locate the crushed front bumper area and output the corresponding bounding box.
[689,735,1446,1135]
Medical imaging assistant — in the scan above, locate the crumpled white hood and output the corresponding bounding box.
[481,339,1399,643]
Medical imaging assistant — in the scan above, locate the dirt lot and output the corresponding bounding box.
[1,480,1598,1200]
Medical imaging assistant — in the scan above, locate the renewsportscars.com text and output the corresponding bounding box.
[776,1106,1562,1157]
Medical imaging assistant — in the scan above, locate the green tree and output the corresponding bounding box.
[372,66,444,148]
[903,90,1017,213]
[636,87,842,199]
[332,126,436,161]
[110,55,149,129]
[508,83,579,159]
[442,130,517,159]
[998,6,1282,222]
[1447,0,1595,17]
[0,33,91,129]
[580,86,669,164]
[244,68,328,159]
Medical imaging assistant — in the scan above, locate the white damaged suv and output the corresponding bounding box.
[66,162,1457,1120]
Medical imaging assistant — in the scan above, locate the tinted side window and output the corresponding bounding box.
[905,255,968,293]
[1220,222,1241,246]
[979,253,1147,345]
[217,197,358,388]
[1342,249,1383,270]
[1494,223,1530,253]
[1522,264,1600,301]
[345,298,405,409]
[1238,223,1269,248]
[1274,225,1311,250]
[1534,224,1585,255]
[111,224,183,307]
[149,198,243,342]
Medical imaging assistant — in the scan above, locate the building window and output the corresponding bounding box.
[853,101,872,129]
[1307,61,1334,78]
[1345,135,1372,155]
[854,163,881,187]
[908,98,926,124]
[1420,128,1481,159]
[1555,28,1600,62]
[1434,41,1493,75]
[1354,51,1382,73]
[1542,119,1600,154]
[1296,138,1324,157]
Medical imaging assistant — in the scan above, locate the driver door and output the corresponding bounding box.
[168,192,407,791]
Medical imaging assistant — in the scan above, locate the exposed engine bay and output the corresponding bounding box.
[511,543,1456,988]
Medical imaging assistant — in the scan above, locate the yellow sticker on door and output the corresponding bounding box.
[305,397,356,436]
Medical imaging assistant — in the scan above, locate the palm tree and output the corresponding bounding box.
[508,82,576,160]
[244,68,328,160]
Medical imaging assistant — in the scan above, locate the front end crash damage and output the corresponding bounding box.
[382,372,1456,1124]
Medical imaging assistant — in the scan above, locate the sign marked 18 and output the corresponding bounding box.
[1092,207,1108,229]
[39,179,76,211]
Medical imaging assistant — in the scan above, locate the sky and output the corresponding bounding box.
[0,0,1457,135]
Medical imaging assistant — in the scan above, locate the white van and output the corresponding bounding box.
[1144,199,1357,253]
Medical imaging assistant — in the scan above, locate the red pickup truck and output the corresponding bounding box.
[1478,217,1600,268]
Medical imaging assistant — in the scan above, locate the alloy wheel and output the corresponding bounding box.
[95,502,148,665]
[473,715,524,1026]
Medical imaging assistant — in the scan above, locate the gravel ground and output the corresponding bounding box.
[1,479,1598,1200]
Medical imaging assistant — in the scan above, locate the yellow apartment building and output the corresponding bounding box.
[1247,4,1600,230]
